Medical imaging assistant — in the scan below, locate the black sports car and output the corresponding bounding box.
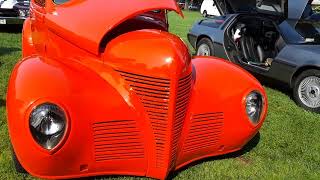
[188,0,320,113]
[0,0,29,25]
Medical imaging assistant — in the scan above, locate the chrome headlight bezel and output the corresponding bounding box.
[245,91,264,125]
[18,9,29,18]
[29,103,68,151]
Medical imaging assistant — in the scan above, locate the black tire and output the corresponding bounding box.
[203,10,208,17]
[293,69,320,113]
[196,38,214,56]
[11,145,27,174]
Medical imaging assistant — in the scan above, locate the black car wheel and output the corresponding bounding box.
[293,69,320,113]
[11,145,27,173]
[196,38,214,56]
[203,10,208,17]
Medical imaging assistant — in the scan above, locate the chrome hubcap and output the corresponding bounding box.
[298,76,320,108]
[197,44,211,56]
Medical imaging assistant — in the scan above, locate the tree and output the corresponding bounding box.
[184,0,190,10]
[184,0,204,10]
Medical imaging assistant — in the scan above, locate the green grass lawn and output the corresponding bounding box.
[0,11,320,180]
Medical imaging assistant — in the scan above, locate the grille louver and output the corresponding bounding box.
[170,73,192,167]
[116,70,170,168]
[183,112,224,154]
[93,120,144,162]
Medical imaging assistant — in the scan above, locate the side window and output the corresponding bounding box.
[295,20,320,44]
[34,0,45,7]
[53,0,70,4]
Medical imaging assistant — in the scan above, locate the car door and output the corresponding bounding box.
[251,0,310,80]
[287,0,309,20]
[209,1,221,16]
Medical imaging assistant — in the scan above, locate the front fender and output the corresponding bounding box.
[176,57,267,167]
[6,55,147,177]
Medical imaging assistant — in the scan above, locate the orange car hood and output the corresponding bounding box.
[45,0,182,55]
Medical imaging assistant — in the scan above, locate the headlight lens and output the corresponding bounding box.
[29,103,66,150]
[246,91,264,125]
[18,9,29,17]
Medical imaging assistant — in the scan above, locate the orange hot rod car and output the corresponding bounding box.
[6,0,268,179]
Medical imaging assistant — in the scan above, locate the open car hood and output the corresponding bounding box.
[287,0,308,20]
[214,0,309,20]
[214,0,257,15]
[45,0,182,55]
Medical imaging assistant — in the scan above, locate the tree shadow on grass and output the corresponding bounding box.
[0,99,5,107]
[0,47,21,57]
[254,74,293,98]
[0,24,23,33]
[168,132,261,179]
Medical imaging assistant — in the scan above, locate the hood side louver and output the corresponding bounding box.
[170,73,192,168]
[93,120,144,162]
[182,112,224,154]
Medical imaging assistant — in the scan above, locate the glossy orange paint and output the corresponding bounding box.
[7,0,267,179]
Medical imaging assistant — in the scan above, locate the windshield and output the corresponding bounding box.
[296,20,320,44]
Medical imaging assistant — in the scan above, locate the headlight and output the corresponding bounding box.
[245,91,264,125]
[18,9,29,17]
[29,103,67,150]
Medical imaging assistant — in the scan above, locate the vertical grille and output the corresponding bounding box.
[170,73,192,167]
[183,112,224,154]
[93,120,144,162]
[116,70,170,168]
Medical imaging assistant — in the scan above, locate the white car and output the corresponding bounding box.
[313,0,320,5]
[0,0,29,25]
[200,0,221,17]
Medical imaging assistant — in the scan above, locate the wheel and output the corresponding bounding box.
[203,10,208,17]
[196,38,214,56]
[293,69,320,113]
[10,145,27,174]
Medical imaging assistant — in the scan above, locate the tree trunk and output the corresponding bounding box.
[185,0,189,11]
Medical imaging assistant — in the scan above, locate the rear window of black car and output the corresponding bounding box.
[200,19,224,28]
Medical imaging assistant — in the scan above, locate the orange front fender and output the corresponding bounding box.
[6,55,148,178]
[176,57,268,168]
